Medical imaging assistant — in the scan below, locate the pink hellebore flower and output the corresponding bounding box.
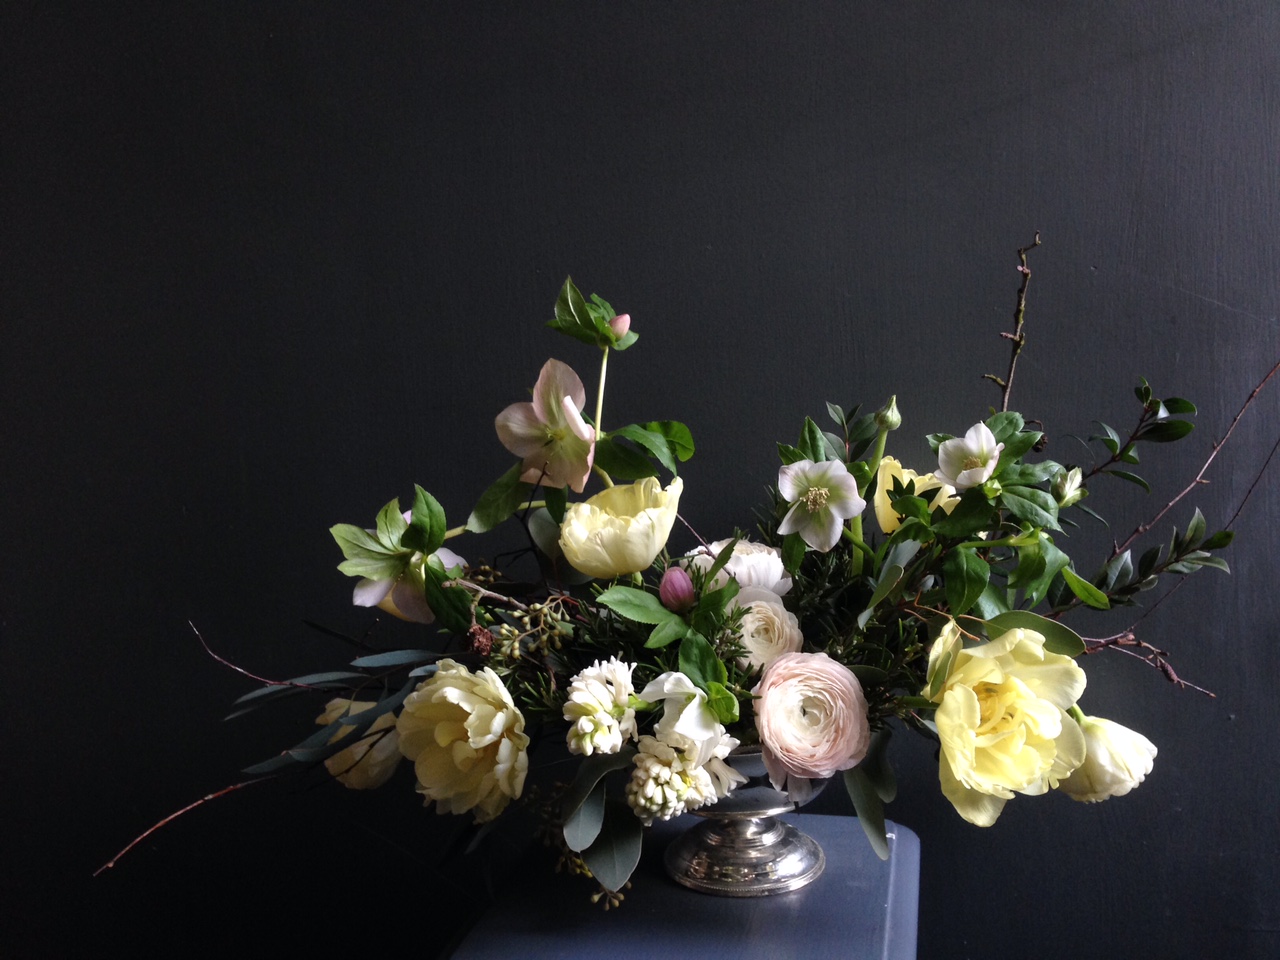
[777,459,866,553]
[495,359,596,493]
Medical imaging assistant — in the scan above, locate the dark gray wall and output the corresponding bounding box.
[5,3,1278,957]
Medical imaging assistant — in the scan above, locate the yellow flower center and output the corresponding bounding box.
[961,454,986,471]
[803,487,830,512]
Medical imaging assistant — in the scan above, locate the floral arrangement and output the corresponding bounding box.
[102,246,1254,901]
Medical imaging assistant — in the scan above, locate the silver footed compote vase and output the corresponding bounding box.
[663,746,825,896]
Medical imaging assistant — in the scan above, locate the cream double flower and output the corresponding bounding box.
[558,476,683,579]
[926,622,1086,826]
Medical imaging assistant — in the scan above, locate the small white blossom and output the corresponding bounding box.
[625,736,720,825]
[562,657,638,756]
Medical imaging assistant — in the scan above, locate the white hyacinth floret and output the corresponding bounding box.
[562,657,638,756]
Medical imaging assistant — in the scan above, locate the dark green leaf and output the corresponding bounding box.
[611,424,678,475]
[985,411,1025,442]
[776,442,805,465]
[645,617,688,650]
[997,431,1043,467]
[971,580,1011,619]
[678,633,727,690]
[1000,485,1061,531]
[1106,469,1151,493]
[826,401,847,428]
[593,436,658,481]
[1091,422,1122,455]
[1062,567,1111,609]
[943,548,989,617]
[798,417,828,462]
[549,277,607,348]
[544,487,567,525]
[598,585,675,625]
[423,558,473,634]
[1202,529,1235,550]
[645,420,695,461]
[1162,397,1197,415]
[782,531,806,573]
[403,485,447,555]
[933,488,997,538]
[862,728,897,803]
[1190,555,1231,573]
[999,461,1062,486]
[467,462,534,533]
[1137,419,1195,443]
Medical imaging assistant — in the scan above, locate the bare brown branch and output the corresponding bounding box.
[986,233,1041,411]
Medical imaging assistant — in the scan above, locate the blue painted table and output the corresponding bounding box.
[449,815,920,959]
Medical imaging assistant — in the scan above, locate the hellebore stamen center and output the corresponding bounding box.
[804,487,831,512]
[961,455,986,471]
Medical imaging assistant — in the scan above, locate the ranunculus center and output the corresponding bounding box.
[961,454,986,471]
[974,681,1018,733]
[803,487,830,512]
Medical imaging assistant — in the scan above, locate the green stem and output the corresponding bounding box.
[843,520,874,566]
[860,427,890,498]
[594,345,610,439]
[1068,704,1087,725]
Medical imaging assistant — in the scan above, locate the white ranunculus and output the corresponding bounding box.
[734,586,804,671]
[396,659,529,823]
[1057,715,1157,802]
[935,422,1005,491]
[562,657,638,757]
[316,698,401,790]
[753,652,871,804]
[683,538,793,596]
[558,477,683,579]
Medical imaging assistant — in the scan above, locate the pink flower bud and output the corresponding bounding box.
[608,313,631,338]
[659,566,695,613]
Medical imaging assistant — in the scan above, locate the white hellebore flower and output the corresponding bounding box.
[562,657,638,757]
[1057,715,1157,802]
[735,586,804,672]
[683,538,793,596]
[935,422,1005,491]
[777,459,866,553]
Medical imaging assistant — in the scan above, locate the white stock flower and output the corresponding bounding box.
[625,736,720,826]
[935,422,1005,491]
[396,659,529,823]
[316,698,401,790]
[1057,715,1157,803]
[562,657,638,756]
[683,538,793,596]
[735,586,804,671]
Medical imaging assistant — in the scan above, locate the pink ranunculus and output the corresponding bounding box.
[753,651,870,804]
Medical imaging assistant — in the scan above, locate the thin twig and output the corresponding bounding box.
[1081,630,1215,697]
[191,622,329,690]
[1111,356,1280,560]
[984,233,1041,411]
[94,777,273,875]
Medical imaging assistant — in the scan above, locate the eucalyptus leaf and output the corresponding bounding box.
[348,649,439,669]
[560,747,637,822]
[582,800,644,892]
[971,610,1086,657]
[843,766,890,861]
[563,782,607,853]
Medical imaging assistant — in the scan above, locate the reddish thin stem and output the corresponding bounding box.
[94,777,273,875]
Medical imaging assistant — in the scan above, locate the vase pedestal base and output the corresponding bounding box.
[662,785,825,896]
